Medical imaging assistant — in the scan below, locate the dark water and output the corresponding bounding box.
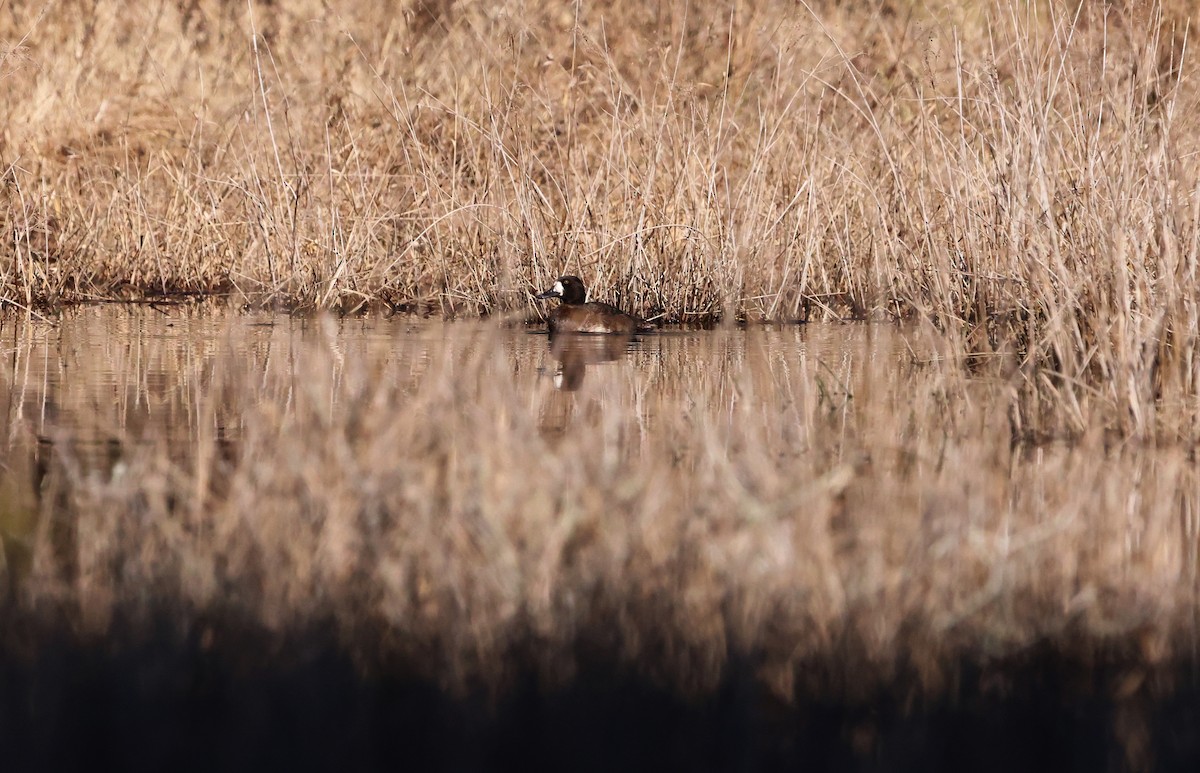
[1,307,1198,772]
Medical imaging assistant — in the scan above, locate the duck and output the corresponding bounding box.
[534,275,649,335]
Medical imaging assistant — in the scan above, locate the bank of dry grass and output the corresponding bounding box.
[2,0,1200,438]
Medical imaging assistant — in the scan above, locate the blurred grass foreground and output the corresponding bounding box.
[0,307,1198,770]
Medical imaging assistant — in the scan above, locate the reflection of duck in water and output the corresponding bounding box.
[549,333,635,390]
[535,276,651,335]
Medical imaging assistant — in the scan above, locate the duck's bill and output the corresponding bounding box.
[535,280,565,299]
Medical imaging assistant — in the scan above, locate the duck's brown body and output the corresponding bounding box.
[535,276,648,335]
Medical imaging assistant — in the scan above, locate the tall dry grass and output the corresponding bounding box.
[2,0,1200,438]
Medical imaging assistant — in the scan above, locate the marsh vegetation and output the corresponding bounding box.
[3,0,1200,768]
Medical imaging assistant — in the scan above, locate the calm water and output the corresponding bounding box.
[0,305,922,484]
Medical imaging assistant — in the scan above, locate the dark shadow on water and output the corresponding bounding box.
[1,608,1199,772]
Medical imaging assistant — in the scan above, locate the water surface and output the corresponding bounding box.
[1,305,922,489]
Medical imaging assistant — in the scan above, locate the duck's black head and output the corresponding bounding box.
[535,275,588,305]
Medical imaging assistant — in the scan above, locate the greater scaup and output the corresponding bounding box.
[535,276,649,335]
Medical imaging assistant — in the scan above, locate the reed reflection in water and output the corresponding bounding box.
[0,306,1198,768]
[544,332,638,392]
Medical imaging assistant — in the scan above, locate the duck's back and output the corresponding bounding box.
[550,301,641,334]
